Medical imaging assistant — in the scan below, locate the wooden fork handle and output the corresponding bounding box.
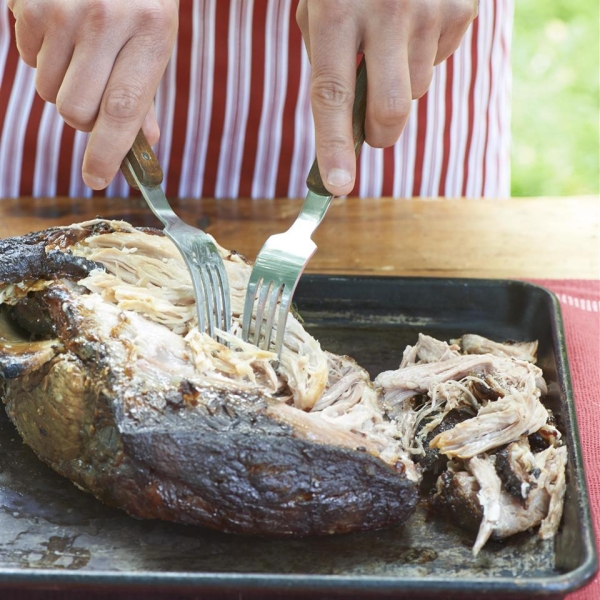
[120,130,164,189]
[306,56,368,196]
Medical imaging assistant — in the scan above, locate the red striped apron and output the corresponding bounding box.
[0,0,513,199]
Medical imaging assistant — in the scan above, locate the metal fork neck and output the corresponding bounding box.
[125,162,172,229]
[287,190,333,239]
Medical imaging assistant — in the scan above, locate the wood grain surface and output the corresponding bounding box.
[0,196,598,279]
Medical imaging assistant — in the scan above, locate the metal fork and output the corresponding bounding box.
[241,57,368,358]
[120,130,231,338]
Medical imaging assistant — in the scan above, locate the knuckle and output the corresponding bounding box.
[139,3,177,30]
[411,82,431,100]
[467,0,480,22]
[17,0,42,26]
[83,150,112,177]
[13,12,43,65]
[421,0,440,23]
[311,75,354,110]
[131,2,178,58]
[413,0,442,34]
[317,135,353,157]
[56,96,95,130]
[87,0,115,29]
[373,95,412,126]
[311,0,353,31]
[295,1,307,30]
[379,0,404,20]
[314,0,347,18]
[366,132,398,149]
[103,84,145,122]
[133,1,179,46]
[454,0,478,23]
[35,77,57,103]
[20,55,38,68]
[15,41,37,67]
[52,4,71,29]
[411,72,433,99]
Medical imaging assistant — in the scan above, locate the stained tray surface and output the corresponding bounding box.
[0,277,595,598]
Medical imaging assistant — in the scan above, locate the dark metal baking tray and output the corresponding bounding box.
[0,277,596,599]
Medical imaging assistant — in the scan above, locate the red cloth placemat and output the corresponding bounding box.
[534,280,600,600]
[2,279,599,600]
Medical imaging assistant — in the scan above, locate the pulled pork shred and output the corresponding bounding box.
[468,446,568,555]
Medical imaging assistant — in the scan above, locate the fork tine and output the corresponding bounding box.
[273,286,293,359]
[209,263,232,339]
[188,266,207,334]
[199,267,216,338]
[263,283,283,350]
[214,264,232,333]
[223,290,232,333]
[242,279,257,341]
[252,279,273,346]
[206,264,223,330]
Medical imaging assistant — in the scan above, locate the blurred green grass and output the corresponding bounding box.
[511,0,599,196]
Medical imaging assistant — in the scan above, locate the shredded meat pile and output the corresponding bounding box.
[375,333,567,555]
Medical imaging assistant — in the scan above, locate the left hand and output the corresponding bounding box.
[296,0,478,196]
[7,0,179,190]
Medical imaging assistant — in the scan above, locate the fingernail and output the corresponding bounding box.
[83,173,108,190]
[326,168,352,188]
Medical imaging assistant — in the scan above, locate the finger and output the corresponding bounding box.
[8,0,44,27]
[35,33,74,103]
[295,0,311,57]
[142,102,160,146]
[12,9,45,67]
[82,39,171,189]
[363,22,412,148]
[436,0,478,64]
[407,35,437,100]
[56,6,132,132]
[308,5,360,196]
[55,37,123,132]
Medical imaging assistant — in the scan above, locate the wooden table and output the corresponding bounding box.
[0,196,599,600]
[1,196,598,279]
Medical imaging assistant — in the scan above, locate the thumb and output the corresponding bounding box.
[142,102,160,147]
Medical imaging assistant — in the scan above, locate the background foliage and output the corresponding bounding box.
[511,0,599,196]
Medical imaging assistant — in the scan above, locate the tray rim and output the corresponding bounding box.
[0,275,597,596]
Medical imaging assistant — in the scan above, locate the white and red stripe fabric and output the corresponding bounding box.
[0,0,513,199]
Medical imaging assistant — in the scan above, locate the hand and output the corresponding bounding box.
[8,0,178,190]
[297,0,478,196]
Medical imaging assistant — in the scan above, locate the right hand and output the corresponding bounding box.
[8,0,179,190]
[296,0,477,197]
